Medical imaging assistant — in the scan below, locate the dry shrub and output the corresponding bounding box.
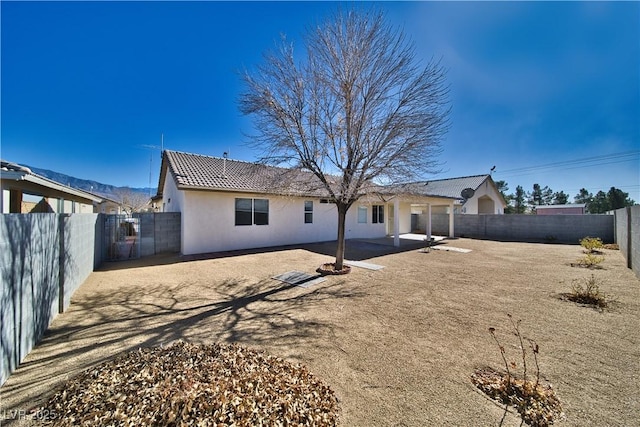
[472,315,563,426]
[472,367,563,427]
[40,342,339,426]
[567,274,609,309]
[574,253,604,268]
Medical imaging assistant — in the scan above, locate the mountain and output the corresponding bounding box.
[25,165,156,200]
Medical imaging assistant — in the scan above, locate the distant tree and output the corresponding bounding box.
[574,188,593,205]
[113,187,150,214]
[589,190,610,214]
[528,183,542,207]
[541,185,554,205]
[513,185,526,214]
[240,9,449,271]
[527,183,553,209]
[552,191,569,205]
[607,187,635,210]
[495,180,513,213]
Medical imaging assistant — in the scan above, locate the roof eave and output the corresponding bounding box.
[2,171,103,203]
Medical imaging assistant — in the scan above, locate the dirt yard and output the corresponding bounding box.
[1,238,639,426]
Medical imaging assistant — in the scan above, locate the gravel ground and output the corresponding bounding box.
[1,237,639,426]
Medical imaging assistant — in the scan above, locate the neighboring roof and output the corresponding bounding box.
[158,150,333,197]
[391,175,491,201]
[1,160,103,203]
[535,204,586,209]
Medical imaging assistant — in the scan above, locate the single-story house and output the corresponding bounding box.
[535,204,586,215]
[157,150,460,255]
[1,160,102,214]
[94,195,125,215]
[398,175,507,215]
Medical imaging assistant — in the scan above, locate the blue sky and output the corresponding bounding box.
[2,1,639,202]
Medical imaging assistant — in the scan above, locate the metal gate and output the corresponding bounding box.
[104,215,140,261]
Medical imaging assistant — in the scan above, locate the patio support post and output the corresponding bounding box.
[426,203,432,243]
[448,201,455,237]
[393,198,400,247]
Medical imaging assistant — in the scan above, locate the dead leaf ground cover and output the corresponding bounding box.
[1,238,639,426]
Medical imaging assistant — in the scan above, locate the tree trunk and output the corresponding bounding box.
[335,203,347,271]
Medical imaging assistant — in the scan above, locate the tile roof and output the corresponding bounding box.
[392,175,491,200]
[160,150,492,202]
[161,150,332,197]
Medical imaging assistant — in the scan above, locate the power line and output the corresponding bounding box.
[497,157,638,179]
[495,150,639,176]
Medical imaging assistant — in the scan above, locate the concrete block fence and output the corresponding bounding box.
[427,213,614,244]
[614,206,640,279]
[1,212,180,386]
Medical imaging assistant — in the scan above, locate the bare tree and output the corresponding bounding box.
[240,9,449,270]
[112,187,150,215]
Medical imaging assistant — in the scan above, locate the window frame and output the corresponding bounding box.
[357,206,367,224]
[372,205,384,224]
[235,197,269,226]
[253,198,269,225]
[304,200,313,224]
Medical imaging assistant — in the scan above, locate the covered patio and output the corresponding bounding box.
[383,192,458,247]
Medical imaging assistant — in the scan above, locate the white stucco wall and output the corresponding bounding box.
[162,173,184,214]
[173,188,394,255]
[180,191,342,255]
[461,180,505,214]
[344,202,387,239]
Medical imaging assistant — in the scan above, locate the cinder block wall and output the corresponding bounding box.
[428,213,614,243]
[1,212,180,385]
[0,213,101,386]
[615,206,640,279]
[61,214,100,311]
[633,207,640,279]
[132,212,180,255]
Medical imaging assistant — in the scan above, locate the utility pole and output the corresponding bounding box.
[142,134,163,197]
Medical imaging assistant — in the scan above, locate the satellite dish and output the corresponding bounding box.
[461,188,475,200]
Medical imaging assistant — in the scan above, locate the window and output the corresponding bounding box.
[235,198,253,226]
[253,199,269,225]
[357,206,367,223]
[235,198,269,226]
[304,201,313,224]
[372,205,384,224]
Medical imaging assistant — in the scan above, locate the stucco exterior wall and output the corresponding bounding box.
[398,202,413,234]
[162,174,184,214]
[176,189,391,255]
[180,191,338,255]
[460,180,504,214]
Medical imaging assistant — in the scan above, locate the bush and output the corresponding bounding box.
[472,315,563,426]
[579,237,603,254]
[567,274,609,308]
[575,253,604,268]
[40,342,339,426]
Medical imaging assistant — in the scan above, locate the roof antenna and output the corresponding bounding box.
[223,151,228,177]
[490,165,496,175]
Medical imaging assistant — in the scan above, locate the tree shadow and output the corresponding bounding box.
[97,237,432,272]
[0,274,367,418]
[1,214,60,387]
